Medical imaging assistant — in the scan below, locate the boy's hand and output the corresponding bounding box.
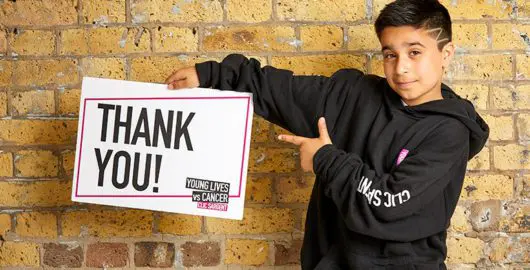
[278,117,332,173]
[165,66,200,90]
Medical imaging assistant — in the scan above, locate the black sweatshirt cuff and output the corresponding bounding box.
[313,144,338,180]
[195,61,214,88]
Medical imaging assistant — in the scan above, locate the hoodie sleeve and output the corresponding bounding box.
[195,54,362,138]
[313,118,470,242]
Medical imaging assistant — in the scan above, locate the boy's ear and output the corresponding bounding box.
[441,41,455,69]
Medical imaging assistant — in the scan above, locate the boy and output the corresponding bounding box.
[165,0,489,269]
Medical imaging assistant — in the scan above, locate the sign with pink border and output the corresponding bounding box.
[71,77,253,220]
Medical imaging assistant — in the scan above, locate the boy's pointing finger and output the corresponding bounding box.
[278,134,305,145]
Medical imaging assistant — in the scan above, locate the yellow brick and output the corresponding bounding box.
[0,242,40,267]
[277,176,314,203]
[0,214,11,237]
[11,90,55,116]
[446,237,484,264]
[60,29,89,55]
[493,144,530,170]
[245,175,272,204]
[225,239,269,265]
[61,151,75,176]
[370,55,385,77]
[449,205,470,233]
[0,29,6,54]
[460,175,513,200]
[154,27,198,53]
[0,152,13,177]
[301,208,307,231]
[481,114,514,141]
[58,88,81,115]
[348,24,380,51]
[0,91,6,117]
[518,0,530,18]
[16,212,57,238]
[453,84,488,110]
[372,0,393,18]
[249,147,297,173]
[0,181,72,207]
[89,27,150,55]
[0,60,13,87]
[158,213,201,235]
[524,175,530,198]
[83,0,126,24]
[439,0,512,19]
[14,59,79,86]
[445,55,513,81]
[16,151,51,176]
[10,30,55,56]
[492,85,530,110]
[0,0,77,26]
[81,57,126,80]
[516,54,530,80]
[500,204,530,233]
[518,114,530,141]
[130,55,218,83]
[0,119,78,145]
[493,24,530,50]
[454,24,488,50]
[0,96,5,111]
[15,150,59,178]
[488,237,509,262]
[204,26,296,52]
[271,54,366,76]
[131,0,223,23]
[467,147,490,171]
[301,25,343,51]
[206,208,294,234]
[226,0,272,22]
[277,0,365,21]
[0,213,11,239]
[62,210,153,237]
[252,115,270,143]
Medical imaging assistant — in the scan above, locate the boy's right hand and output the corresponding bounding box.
[164,66,200,90]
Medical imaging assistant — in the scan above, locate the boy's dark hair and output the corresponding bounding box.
[374,0,452,50]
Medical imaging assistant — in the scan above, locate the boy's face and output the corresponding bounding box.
[379,26,454,106]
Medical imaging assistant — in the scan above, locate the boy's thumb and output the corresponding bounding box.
[318,117,331,141]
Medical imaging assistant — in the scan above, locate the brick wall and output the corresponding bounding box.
[0,0,528,268]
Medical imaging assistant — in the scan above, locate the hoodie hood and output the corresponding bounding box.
[387,83,489,159]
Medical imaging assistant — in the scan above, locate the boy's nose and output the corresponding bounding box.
[396,58,410,74]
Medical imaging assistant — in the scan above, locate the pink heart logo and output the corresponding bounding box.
[396,149,409,166]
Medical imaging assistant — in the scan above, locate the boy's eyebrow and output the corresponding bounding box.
[405,42,426,48]
[381,45,392,51]
[381,42,425,51]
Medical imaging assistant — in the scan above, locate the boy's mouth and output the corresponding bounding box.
[396,80,417,88]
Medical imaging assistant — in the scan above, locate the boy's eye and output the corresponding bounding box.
[410,50,421,56]
[384,53,396,59]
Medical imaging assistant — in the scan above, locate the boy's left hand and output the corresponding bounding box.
[278,117,332,173]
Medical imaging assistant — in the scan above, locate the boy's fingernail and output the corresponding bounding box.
[278,135,282,140]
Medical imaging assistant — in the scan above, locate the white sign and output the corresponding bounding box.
[71,77,253,220]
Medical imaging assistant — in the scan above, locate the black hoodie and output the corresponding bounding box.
[195,54,489,270]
